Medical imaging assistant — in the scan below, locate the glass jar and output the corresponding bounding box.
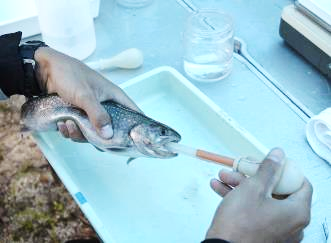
[116,0,153,8]
[183,10,234,82]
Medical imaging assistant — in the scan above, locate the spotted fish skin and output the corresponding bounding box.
[21,94,181,158]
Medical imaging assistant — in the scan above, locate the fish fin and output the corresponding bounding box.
[107,147,129,152]
[127,157,137,165]
[93,145,105,152]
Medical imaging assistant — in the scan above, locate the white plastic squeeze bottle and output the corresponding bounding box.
[86,48,144,70]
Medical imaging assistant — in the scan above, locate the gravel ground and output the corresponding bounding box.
[0,96,97,243]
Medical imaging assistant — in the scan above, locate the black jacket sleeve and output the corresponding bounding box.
[202,239,230,243]
[0,31,41,97]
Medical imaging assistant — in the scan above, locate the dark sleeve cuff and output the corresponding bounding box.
[0,32,42,97]
[0,32,24,97]
[202,239,230,243]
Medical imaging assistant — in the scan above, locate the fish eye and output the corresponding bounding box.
[160,128,166,136]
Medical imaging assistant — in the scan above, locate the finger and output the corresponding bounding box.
[254,147,286,196]
[210,179,233,197]
[286,179,313,219]
[77,93,113,139]
[283,228,304,243]
[66,120,87,143]
[219,170,246,187]
[67,120,87,142]
[288,230,304,243]
[57,121,69,138]
[273,179,312,232]
[287,178,313,202]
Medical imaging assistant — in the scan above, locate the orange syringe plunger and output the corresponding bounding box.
[166,142,235,167]
[196,149,234,167]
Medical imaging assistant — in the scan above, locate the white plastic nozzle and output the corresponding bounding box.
[87,48,144,70]
[233,157,304,195]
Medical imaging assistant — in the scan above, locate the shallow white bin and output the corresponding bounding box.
[34,66,268,243]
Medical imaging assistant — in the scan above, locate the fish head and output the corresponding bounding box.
[129,121,181,158]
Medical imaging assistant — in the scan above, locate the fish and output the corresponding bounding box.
[21,94,181,159]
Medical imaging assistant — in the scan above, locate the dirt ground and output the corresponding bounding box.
[0,96,97,243]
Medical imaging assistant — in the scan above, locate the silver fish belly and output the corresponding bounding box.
[21,94,181,158]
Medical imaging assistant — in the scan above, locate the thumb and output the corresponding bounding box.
[79,94,113,139]
[286,178,313,212]
[254,148,286,196]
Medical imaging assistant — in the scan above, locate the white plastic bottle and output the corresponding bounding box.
[34,0,96,60]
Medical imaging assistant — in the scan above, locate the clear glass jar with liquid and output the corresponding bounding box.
[183,10,234,82]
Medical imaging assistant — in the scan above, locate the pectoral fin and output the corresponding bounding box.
[127,157,137,164]
[93,145,105,152]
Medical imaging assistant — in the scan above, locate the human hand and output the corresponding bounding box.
[34,47,140,142]
[206,148,313,243]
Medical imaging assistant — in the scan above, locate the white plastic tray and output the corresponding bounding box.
[34,66,268,243]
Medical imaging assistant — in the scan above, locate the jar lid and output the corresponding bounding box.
[186,9,233,37]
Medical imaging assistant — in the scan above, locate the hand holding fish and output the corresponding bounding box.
[34,47,141,142]
[205,148,312,243]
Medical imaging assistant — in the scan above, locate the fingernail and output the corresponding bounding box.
[100,124,113,139]
[66,120,75,132]
[267,148,285,164]
[67,124,75,134]
[210,179,220,189]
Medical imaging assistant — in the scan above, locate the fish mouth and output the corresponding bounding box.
[146,136,181,158]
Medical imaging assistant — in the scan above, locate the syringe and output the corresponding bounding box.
[166,142,304,195]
